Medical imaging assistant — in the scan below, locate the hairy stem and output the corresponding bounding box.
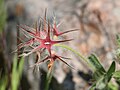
[54,44,95,71]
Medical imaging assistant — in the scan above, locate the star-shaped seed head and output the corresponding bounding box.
[16,9,77,70]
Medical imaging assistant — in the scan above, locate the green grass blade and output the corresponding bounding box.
[11,56,24,90]
[0,75,8,90]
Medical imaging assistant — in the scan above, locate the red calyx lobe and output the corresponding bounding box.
[53,20,79,36]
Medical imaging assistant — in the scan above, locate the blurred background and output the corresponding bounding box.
[1,0,120,90]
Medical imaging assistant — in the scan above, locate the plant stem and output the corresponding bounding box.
[54,44,95,71]
[45,63,54,90]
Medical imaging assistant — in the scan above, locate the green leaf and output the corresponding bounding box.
[107,82,118,90]
[115,48,120,63]
[113,71,120,85]
[93,69,105,80]
[96,76,106,89]
[89,83,96,90]
[88,54,106,80]
[94,61,116,90]
[113,71,120,79]
[88,55,116,89]
[88,54,106,73]
[116,79,120,85]
[106,61,116,82]
[116,34,120,47]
